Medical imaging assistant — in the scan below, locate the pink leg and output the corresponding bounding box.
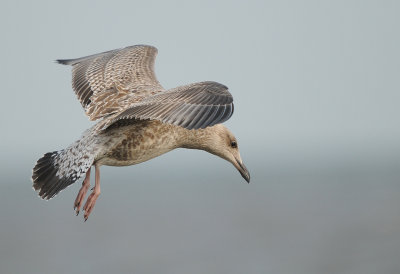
[74,168,91,216]
[83,165,101,221]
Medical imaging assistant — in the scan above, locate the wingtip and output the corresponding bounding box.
[55,59,70,65]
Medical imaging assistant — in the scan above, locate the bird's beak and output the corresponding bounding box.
[234,157,250,183]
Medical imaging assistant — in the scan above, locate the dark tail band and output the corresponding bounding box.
[32,151,76,200]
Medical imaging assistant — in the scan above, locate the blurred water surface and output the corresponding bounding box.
[1,151,400,274]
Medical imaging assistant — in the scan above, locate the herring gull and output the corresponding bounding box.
[32,45,250,221]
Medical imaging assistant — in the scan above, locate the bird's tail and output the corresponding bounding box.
[32,151,78,199]
[32,145,94,200]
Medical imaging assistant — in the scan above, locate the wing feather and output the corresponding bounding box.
[57,46,235,130]
[57,45,163,120]
[103,81,234,130]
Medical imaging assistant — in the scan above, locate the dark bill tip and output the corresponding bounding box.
[236,159,250,183]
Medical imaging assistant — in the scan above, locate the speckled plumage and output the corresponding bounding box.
[32,45,249,220]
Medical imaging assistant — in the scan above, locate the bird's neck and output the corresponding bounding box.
[177,126,215,151]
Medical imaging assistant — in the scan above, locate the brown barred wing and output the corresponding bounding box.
[56,45,164,120]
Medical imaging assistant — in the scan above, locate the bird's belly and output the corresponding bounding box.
[99,145,174,167]
[95,121,178,167]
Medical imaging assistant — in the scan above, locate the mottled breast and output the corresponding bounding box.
[95,120,181,166]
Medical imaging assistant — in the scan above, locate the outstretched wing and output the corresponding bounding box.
[57,45,164,120]
[103,81,234,130]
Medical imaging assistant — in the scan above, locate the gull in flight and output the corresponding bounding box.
[32,45,250,221]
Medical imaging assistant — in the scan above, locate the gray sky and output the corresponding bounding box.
[2,0,399,167]
[1,1,400,273]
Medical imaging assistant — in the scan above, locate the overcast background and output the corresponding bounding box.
[1,1,400,273]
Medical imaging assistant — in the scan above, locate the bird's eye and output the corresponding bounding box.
[231,141,237,148]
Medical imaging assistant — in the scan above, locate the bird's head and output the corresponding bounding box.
[200,124,250,183]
